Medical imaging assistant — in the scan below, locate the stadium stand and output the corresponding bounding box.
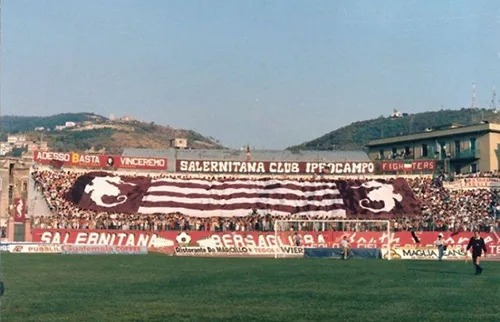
[30,169,500,233]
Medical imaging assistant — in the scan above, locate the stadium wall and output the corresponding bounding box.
[29,229,500,259]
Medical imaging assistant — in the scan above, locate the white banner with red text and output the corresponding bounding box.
[61,245,147,255]
[0,243,148,255]
[7,243,62,254]
[382,245,466,260]
[174,246,304,257]
[444,177,500,189]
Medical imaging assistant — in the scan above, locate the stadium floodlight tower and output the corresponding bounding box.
[273,219,392,260]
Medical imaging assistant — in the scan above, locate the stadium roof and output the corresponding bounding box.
[122,148,370,162]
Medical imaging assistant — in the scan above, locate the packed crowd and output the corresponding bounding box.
[30,169,500,233]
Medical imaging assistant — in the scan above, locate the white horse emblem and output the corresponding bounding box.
[352,180,402,213]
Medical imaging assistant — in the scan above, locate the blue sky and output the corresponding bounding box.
[2,0,500,149]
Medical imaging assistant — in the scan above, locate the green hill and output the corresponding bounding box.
[0,112,224,153]
[0,113,105,133]
[4,109,498,154]
[289,108,500,151]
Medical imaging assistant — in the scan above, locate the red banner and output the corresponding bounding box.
[377,160,436,173]
[33,151,167,170]
[13,198,26,223]
[176,160,375,175]
[31,229,500,256]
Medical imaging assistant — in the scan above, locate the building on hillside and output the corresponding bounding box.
[119,115,136,122]
[0,143,13,156]
[390,109,409,118]
[170,138,188,149]
[7,135,26,145]
[24,141,48,156]
[366,122,500,174]
[3,135,29,155]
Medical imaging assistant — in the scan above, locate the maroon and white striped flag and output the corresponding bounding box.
[68,172,346,217]
[67,172,420,218]
[139,177,346,217]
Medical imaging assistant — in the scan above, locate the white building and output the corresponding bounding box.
[7,135,26,145]
[0,143,13,156]
[170,138,188,149]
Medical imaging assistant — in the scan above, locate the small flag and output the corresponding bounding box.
[403,161,413,171]
[13,198,26,223]
[411,230,420,243]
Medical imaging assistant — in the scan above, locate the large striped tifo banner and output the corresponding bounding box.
[67,172,421,218]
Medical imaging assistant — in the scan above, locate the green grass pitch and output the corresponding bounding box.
[1,254,499,322]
